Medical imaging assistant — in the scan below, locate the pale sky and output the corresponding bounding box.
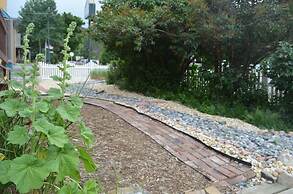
[7,0,101,19]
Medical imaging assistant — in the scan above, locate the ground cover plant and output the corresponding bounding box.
[0,22,100,193]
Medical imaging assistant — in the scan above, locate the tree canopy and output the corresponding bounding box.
[91,0,291,96]
[18,0,84,62]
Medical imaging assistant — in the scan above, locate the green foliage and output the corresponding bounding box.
[92,0,292,129]
[7,126,30,146]
[93,0,290,92]
[18,0,61,59]
[7,155,52,193]
[18,0,85,62]
[99,48,116,65]
[91,0,203,91]
[0,23,100,193]
[264,41,293,117]
[150,89,292,131]
[244,108,288,131]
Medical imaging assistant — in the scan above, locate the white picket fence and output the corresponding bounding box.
[39,62,108,82]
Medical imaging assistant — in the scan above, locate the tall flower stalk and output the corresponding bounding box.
[0,22,99,194]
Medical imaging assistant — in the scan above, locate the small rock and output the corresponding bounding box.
[278,150,293,167]
[277,172,293,188]
[205,186,221,194]
[261,169,277,182]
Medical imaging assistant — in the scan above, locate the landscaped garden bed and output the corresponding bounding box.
[67,82,293,187]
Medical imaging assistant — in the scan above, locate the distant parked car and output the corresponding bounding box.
[90,60,99,65]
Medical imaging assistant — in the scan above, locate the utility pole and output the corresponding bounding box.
[85,0,96,61]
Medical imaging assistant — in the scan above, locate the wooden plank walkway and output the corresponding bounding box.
[85,98,255,187]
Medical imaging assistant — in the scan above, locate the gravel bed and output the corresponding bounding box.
[67,83,293,161]
[70,105,210,193]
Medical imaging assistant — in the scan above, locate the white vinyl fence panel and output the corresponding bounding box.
[39,62,108,83]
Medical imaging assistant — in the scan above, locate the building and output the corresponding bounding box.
[85,0,96,20]
[0,0,8,65]
[0,0,17,87]
[0,0,21,64]
[7,19,22,63]
[0,0,6,10]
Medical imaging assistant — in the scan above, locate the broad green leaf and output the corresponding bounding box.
[8,155,51,193]
[83,180,100,194]
[33,118,68,148]
[7,126,30,146]
[48,125,69,148]
[33,118,50,135]
[57,102,80,122]
[58,182,82,194]
[36,101,49,113]
[47,88,63,100]
[19,107,33,118]
[0,160,10,184]
[80,122,94,148]
[47,144,80,181]
[0,99,26,117]
[70,96,83,108]
[78,147,97,173]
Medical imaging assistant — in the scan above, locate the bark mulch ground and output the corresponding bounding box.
[71,104,211,194]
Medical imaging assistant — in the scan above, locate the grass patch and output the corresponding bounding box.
[90,69,108,80]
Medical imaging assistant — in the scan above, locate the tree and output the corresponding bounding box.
[91,0,205,91]
[18,0,63,60]
[18,0,85,62]
[52,13,85,62]
[192,0,291,102]
[92,0,291,103]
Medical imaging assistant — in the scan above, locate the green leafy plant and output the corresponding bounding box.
[0,22,100,193]
[264,41,293,117]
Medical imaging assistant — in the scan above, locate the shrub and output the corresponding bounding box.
[91,0,204,91]
[264,42,293,117]
[244,108,288,131]
[0,23,100,193]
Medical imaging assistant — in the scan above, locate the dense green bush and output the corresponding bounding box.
[182,63,269,107]
[0,23,100,193]
[264,42,293,118]
[91,0,205,91]
[92,0,290,92]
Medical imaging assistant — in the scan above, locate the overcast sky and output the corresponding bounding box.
[7,0,101,19]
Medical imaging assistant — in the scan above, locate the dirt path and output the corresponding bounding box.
[84,99,254,185]
[71,104,210,193]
